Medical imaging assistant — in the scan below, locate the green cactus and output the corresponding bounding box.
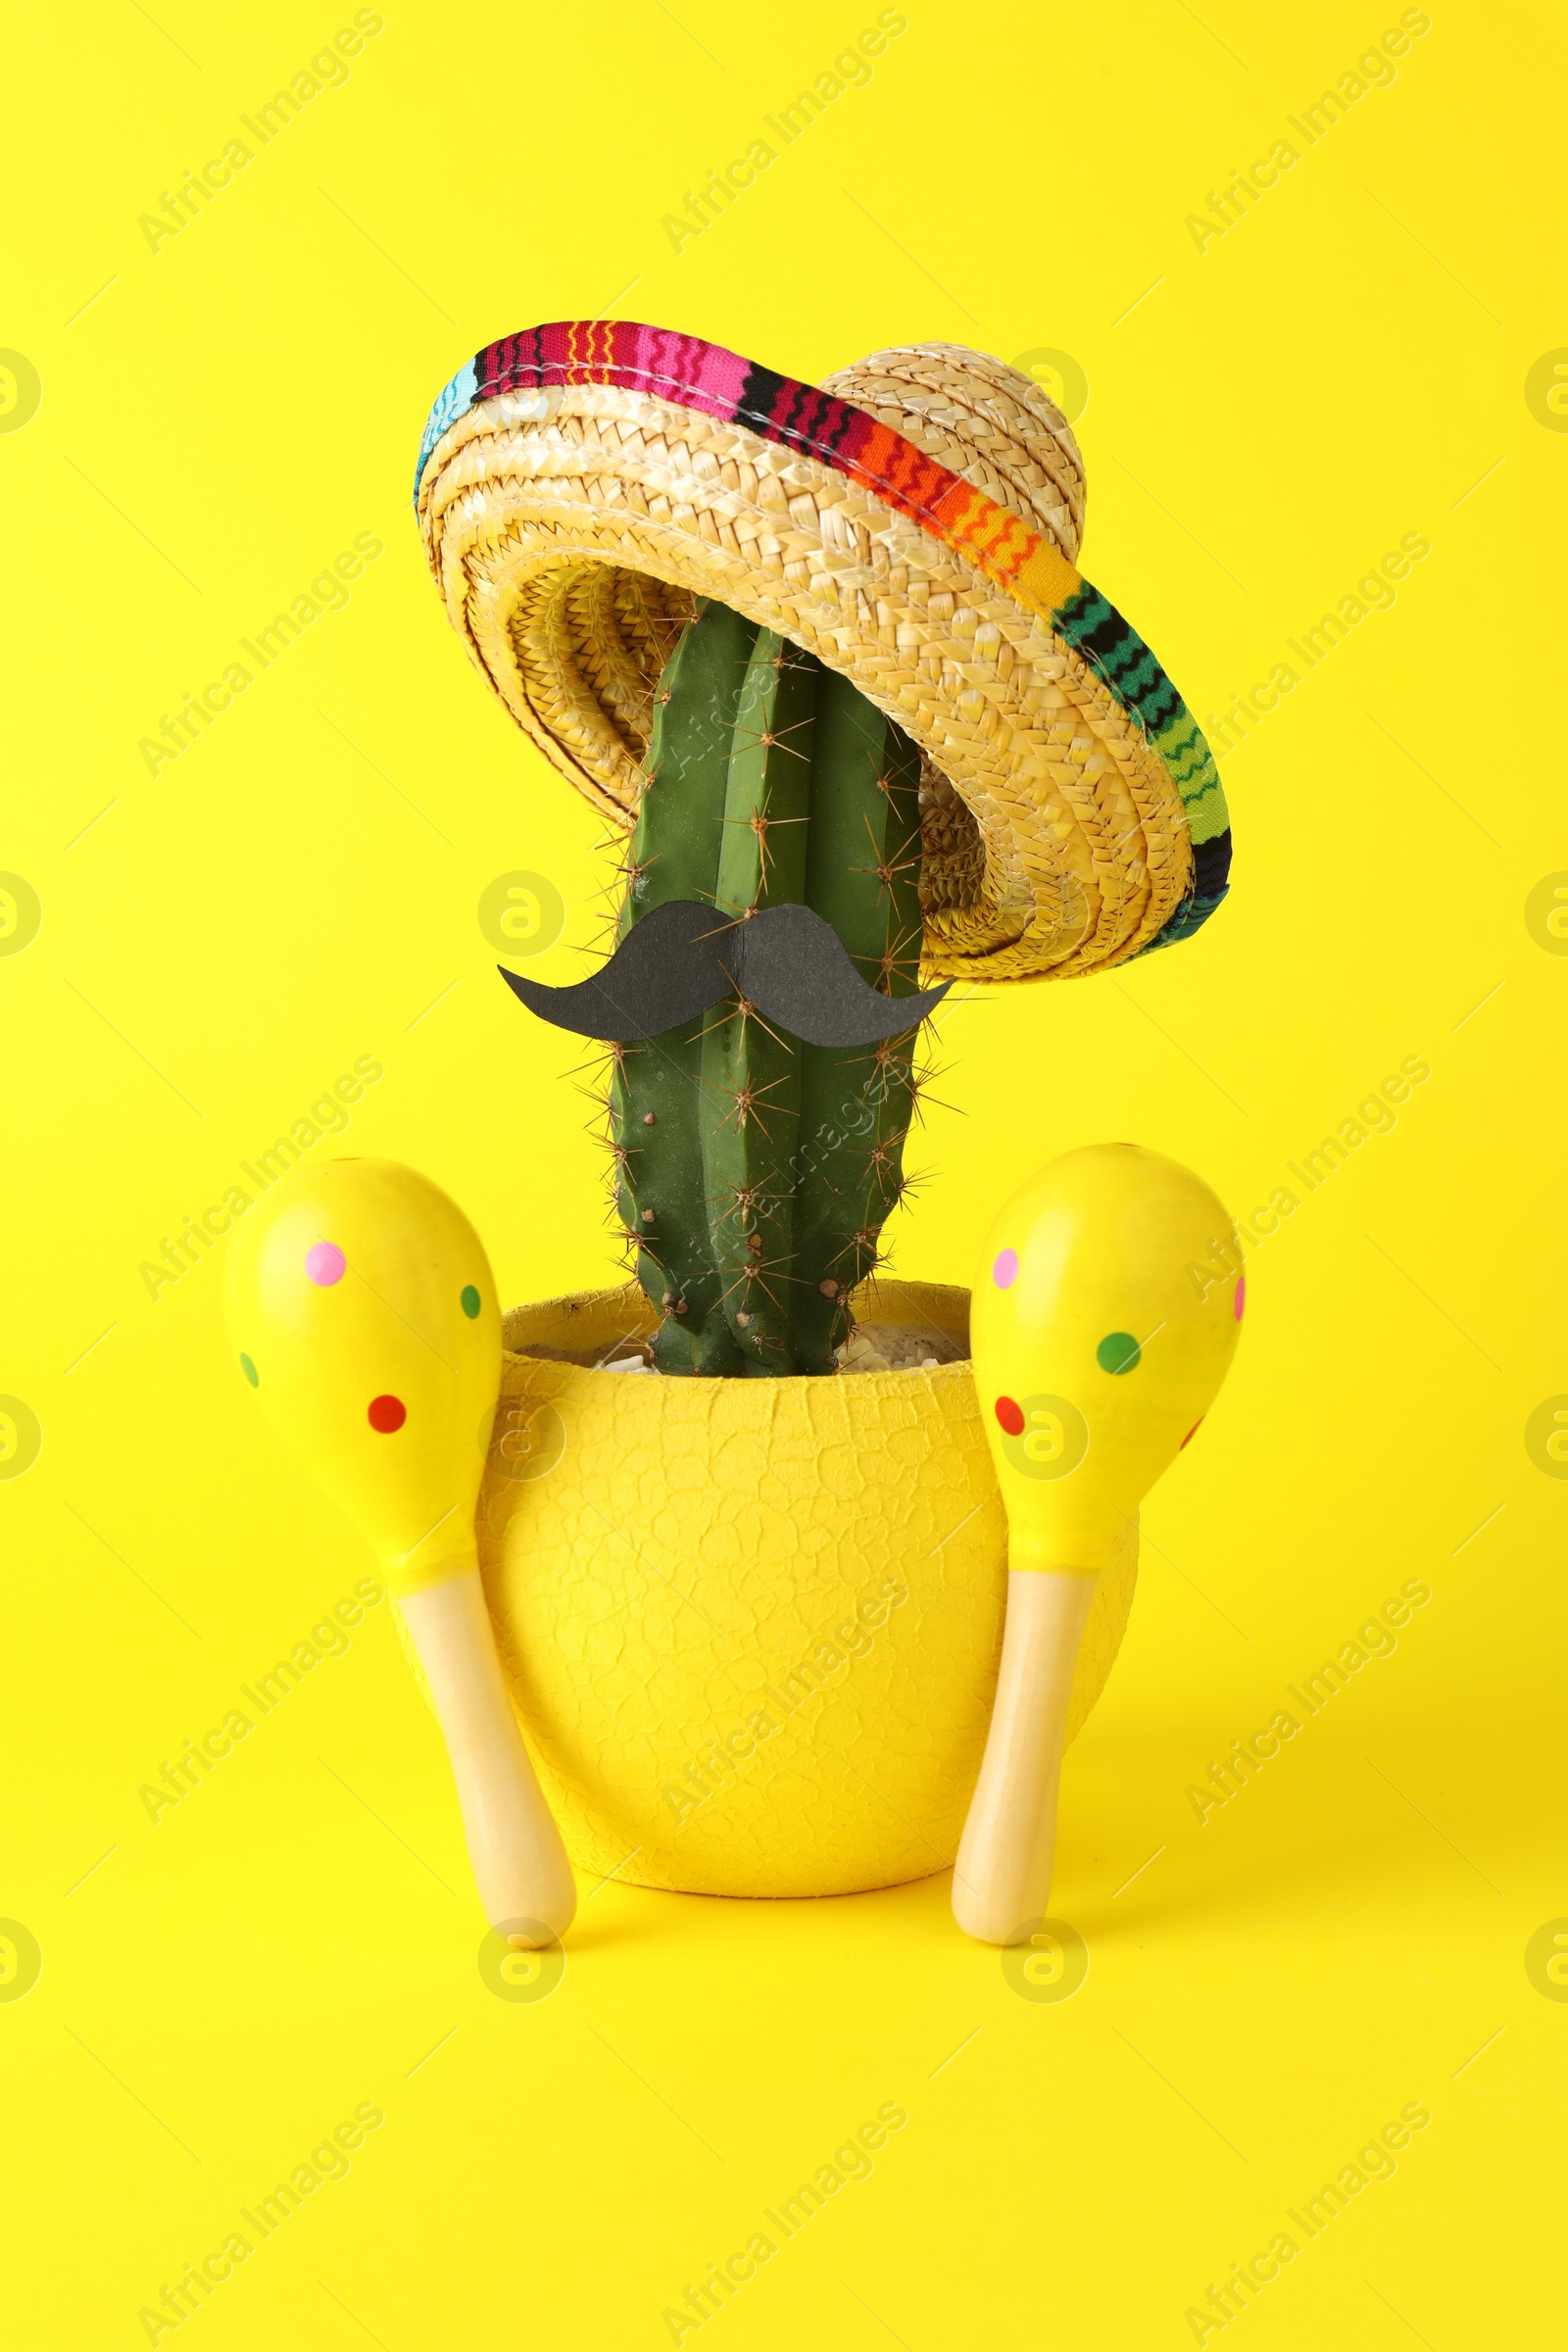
[609,601,927,1376]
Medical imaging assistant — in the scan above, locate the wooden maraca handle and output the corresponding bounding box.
[398,1568,576,1945]
[952,1569,1094,1946]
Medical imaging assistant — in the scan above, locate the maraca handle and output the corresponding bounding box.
[399,1570,577,1944]
[952,1570,1094,1945]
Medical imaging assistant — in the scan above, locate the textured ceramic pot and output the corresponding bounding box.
[406,1277,1138,1897]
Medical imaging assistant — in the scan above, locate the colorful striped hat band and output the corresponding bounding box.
[415,322,1231,986]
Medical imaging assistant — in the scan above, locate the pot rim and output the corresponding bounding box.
[500,1274,973,1380]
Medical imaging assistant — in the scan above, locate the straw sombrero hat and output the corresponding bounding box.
[415,322,1231,984]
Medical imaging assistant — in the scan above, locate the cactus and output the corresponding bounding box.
[608,601,927,1376]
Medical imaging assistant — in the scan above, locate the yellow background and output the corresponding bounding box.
[4,0,1563,2341]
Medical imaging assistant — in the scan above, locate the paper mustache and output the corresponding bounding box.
[500,900,951,1048]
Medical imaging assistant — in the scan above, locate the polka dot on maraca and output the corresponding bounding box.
[368,1394,407,1434]
[1097,1331,1142,1375]
[239,1353,259,1388]
[995,1395,1025,1437]
[460,1284,481,1319]
[1235,1275,1247,1321]
[992,1248,1018,1290]
[306,1242,346,1287]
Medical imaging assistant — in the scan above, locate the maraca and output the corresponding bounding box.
[955,1144,1243,1944]
[223,1157,574,1944]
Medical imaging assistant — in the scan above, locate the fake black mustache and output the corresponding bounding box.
[500,900,951,1048]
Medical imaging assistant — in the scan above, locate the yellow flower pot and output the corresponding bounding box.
[427,1278,1138,1898]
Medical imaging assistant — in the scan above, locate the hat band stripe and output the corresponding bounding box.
[416,320,1087,618]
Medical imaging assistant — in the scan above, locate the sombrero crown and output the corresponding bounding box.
[415,322,1230,984]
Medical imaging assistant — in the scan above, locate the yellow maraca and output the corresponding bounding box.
[954,1144,1243,1944]
[223,1157,574,1944]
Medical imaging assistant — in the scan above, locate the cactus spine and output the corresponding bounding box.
[611,602,926,1376]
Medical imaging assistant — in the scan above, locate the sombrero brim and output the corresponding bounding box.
[415,322,1230,984]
